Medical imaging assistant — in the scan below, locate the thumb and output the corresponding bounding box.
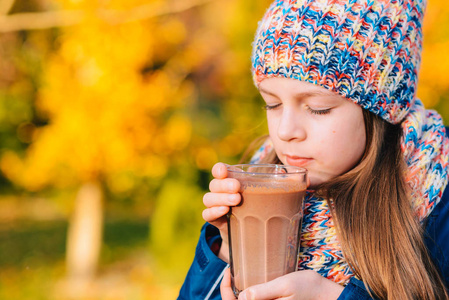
[221,267,237,300]
[238,278,290,300]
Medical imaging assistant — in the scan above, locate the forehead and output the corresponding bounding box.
[259,77,346,100]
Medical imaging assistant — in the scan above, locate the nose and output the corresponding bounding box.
[277,107,306,142]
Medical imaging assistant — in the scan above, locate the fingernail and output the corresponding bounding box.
[228,194,237,204]
[239,291,247,300]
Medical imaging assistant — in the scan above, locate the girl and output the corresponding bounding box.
[179,0,449,299]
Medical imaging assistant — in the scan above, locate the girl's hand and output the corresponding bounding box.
[202,162,241,262]
[220,268,344,300]
[221,268,237,300]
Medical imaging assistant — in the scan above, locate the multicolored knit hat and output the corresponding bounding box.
[252,0,426,124]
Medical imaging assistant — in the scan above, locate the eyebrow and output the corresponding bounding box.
[258,87,333,99]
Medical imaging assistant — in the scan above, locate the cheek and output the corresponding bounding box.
[316,117,365,170]
[329,126,365,170]
[266,114,280,138]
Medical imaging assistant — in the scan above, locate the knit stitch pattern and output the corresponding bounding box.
[252,0,426,124]
[401,100,449,220]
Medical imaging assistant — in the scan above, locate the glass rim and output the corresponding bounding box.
[226,163,307,175]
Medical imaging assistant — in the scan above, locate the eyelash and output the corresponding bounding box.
[263,104,281,110]
[263,104,331,115]
[307,107,331,115]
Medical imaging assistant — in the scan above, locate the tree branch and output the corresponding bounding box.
[0,0,214,32]
[99,0,214,24]
[0,10,84,32]
[0,0,15,16]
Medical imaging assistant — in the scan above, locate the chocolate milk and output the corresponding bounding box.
[226,164,307,296]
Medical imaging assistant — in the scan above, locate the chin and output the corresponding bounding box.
[308,176,327,190]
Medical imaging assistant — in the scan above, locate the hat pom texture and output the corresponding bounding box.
[252,0,426,124]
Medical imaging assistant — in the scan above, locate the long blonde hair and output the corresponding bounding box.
[244,111,448,299]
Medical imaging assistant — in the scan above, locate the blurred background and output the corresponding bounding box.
[0,0,447,299]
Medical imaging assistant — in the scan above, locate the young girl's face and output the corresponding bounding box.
[259,77,366,188]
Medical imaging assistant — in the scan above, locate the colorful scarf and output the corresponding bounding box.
[250,99,449,285]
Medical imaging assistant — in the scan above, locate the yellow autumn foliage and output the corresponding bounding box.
[1,1,192,192]
[418,0,449,109]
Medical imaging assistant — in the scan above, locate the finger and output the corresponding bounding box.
[209,178,241,193]
[202,206,230,222]
[203,192,241,208]
[212,162,228,179]
[238,277,291,300]
[221,267,237,300]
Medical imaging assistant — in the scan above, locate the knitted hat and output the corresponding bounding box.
[252,0,426,124]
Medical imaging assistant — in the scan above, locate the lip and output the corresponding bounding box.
[285,155,313,167]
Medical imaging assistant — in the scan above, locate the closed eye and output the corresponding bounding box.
[263,103,282,110]
[307,106,331,115]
